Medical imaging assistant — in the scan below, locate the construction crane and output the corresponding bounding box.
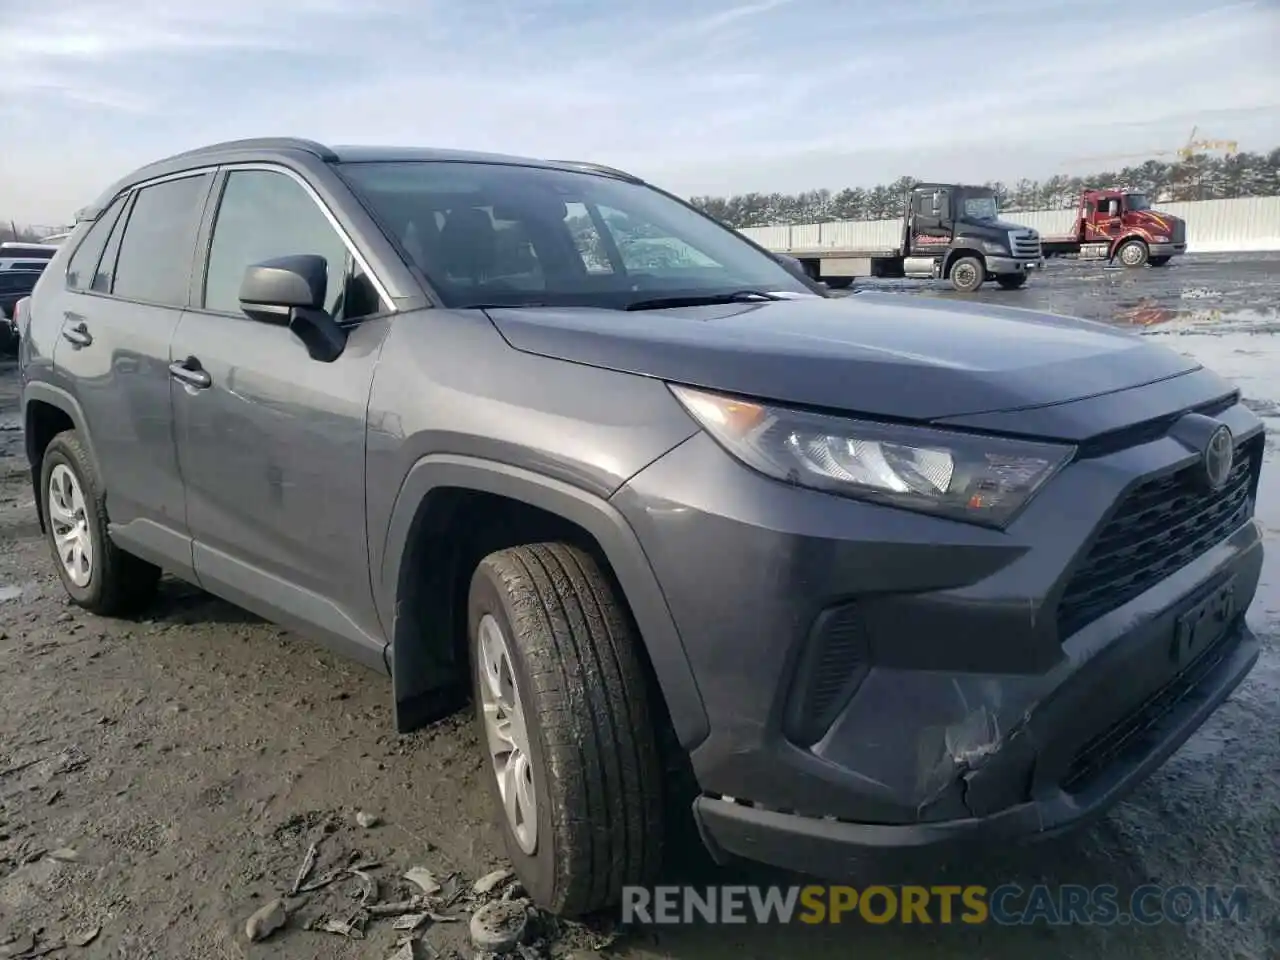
[1064,125,1239,167]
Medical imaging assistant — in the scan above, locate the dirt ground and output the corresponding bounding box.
[1,253,1278,960]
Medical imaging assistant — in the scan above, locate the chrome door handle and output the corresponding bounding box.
[62,322,92,347]
[169,357,211,389]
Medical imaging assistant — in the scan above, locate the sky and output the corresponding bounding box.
[1,0,1278,226]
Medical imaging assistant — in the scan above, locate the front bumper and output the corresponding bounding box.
[986,255,1043,275]
[614,390,1263,872]
[1148,242,1187,258]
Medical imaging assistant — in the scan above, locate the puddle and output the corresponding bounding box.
[0,580,41,604]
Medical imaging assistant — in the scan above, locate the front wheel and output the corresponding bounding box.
[996,274,1028,290]
[468,543,664,917]
[948,256,985,293]
[1116,239,1149,268]
[1148,255,1172,267]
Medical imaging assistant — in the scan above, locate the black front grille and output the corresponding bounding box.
[1061,619,1237,793]
[1170,219,1186,244]
[1056,436,1261,640]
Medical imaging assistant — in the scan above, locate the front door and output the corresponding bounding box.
[170,166,393,668]
[50,173,215,577]
[908,188,952,255]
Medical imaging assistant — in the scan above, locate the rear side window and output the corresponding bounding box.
[202,169,356,317]
[0,272,39,292]
[66,196,127,291]
[111,174,211,306]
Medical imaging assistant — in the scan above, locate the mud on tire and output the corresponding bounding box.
[467,542,664,917]
[40,430,160,615]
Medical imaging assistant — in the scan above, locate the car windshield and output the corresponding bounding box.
[1125,193,1152,211]
[337,161,812,309]
[961,195,999,221]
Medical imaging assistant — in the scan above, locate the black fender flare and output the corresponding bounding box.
[379,453,711,750]
[21,381,102,534]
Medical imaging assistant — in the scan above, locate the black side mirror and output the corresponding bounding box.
[238,255,347,363]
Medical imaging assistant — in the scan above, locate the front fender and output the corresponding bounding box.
[380,453,710,749]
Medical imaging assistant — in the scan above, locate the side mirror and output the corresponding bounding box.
[238,255,347,363]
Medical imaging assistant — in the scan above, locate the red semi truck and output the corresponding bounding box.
[1039,188,1187,267]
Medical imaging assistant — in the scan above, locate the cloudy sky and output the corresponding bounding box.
[1,0,1277,226]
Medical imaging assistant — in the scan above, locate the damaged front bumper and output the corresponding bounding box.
[692,612,1258,878]
[614,390,1264,876]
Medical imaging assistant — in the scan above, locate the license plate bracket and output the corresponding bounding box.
[1171,577,1236,666]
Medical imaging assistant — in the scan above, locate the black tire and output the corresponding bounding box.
[467,543,663,917]
[1148,255,1172,267]
[948,255,985,293]
[1116,239,1149,268]
[824,277,854,290]
[40,430,160,615]
[996,274,1028,290]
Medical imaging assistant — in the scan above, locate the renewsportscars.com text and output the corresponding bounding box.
[622,884,1250,926]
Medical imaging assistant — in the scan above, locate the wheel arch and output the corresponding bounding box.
[1111,234,1149,257]
[379,453,710,751]
[943,247,985,276]
[22,383,97,534]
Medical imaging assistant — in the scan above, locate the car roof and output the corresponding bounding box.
[81,137,645,221]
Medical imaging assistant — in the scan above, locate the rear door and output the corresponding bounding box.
[170,164,393,667]
[52,171,215,577]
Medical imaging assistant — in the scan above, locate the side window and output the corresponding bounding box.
[596,205,719,274]
[92,197,131,293]
[66,196,126,291]
[203,169,358,317]
[564,202,614,274]
[112,174,211,305]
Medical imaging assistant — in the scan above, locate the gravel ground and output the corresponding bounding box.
[1,252,1278,959]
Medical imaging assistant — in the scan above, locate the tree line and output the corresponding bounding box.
[7,147,1278,238]
[689,148,1280,228]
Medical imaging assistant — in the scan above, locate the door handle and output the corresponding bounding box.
[62,321,92,348]
[169,357,212,389]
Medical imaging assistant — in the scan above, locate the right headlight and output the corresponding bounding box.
[670,385,1074,528]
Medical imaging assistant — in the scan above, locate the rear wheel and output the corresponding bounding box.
[996,274,1028,290]
[948,256,985,293]
[1116,239,1149,268]
[40,431,160,615]
[824,277,854,290]
[467,543,664,917]
[1148,255,1172,267]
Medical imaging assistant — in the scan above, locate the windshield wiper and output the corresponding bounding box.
[624,290,784,311]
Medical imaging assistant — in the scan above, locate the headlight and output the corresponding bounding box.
[670,385,1074,528]
[982,241,1008,255]
[1151,235,1169,244]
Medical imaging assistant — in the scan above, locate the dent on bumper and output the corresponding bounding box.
[693,613,1259,877]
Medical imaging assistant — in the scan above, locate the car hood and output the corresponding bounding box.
[484,292,1201,422]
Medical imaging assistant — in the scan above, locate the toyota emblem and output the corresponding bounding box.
[1203,425,1234,490]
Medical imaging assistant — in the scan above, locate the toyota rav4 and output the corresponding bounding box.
[17,138,1263,917]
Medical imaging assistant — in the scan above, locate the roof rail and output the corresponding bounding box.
[549,159,642,182]
[158,137,339,164]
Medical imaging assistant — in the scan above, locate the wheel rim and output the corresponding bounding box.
[48,463,93,587]
[954,263,977,288]
[1121,244,1143,266]
[477,613,538,854]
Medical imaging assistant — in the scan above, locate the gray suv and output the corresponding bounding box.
[17,138,1264,916]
